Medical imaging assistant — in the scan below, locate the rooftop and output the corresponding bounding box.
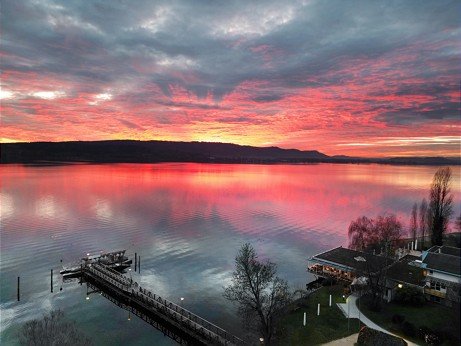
[423,251,461,276]
[427,245,461,257]
[386,255,425,286]
[309,246,392,273]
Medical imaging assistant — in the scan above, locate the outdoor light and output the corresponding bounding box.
[259,337,264,343]
[180,297,184,301]
[86,296,90,300]
[398,283,403,288]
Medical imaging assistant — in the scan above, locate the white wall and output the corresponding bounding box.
[427,271,461,284]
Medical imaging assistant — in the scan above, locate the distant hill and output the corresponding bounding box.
[383,156,461,165]
[1,140,459,165]
[0,140,328,164]
[331,155,461,165]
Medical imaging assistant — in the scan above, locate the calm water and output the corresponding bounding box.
[1,163,460,345]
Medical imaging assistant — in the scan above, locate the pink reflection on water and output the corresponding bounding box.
[2,163,460,248]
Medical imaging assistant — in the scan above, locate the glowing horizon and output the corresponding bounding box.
[1,1,460,158]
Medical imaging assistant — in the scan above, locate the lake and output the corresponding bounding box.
[1,163,460,345]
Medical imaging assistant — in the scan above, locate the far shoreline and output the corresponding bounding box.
[1,140,460,166]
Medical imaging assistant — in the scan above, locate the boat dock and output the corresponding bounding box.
[82,262,242,345]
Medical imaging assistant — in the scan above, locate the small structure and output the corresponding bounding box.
[421,245,461,305]
[60,250,132,279]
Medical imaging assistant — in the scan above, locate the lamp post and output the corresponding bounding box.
[343,294,350,332]
[354,256,367,332]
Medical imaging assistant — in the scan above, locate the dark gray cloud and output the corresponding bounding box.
[1,0,460,125]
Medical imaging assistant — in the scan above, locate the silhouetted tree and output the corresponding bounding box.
[223,243,292,345]
[428,167,453,246]
[409,203,418,244]
[348,214,403,256]
[348,216,374,252]
[19,310,92,346]
[455,213,461,232]
[374,214,403,256]
[419,198,428,250]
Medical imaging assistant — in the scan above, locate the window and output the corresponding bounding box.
[435,282,441,291]
[441,283,446,290]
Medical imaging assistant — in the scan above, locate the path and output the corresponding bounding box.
[335,294,419,346]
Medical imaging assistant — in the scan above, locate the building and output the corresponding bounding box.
[307,246,392,284]
[308,245,461,305]
[421,246,461,305]
[383,255,425,302]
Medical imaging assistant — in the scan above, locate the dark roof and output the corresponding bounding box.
[311,247,392,273]
[386,256,425,286]
[423,252,461,276]
[427,245,460,257]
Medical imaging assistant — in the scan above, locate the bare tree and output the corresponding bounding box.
[348,214,403,256]
[419,198,428,250]
[348,216,374,252]
[19,310,92,346]
[428,167,453,246]
[223,243,292,345]
[409,202,418,244]
[360,253,390,312]
[374,214,403,256]
[455,213,461,232]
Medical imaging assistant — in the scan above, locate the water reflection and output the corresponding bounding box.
[1,163,460,344]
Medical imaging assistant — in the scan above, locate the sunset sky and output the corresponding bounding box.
[1,0,460,157]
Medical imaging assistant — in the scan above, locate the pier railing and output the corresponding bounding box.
[84,263,242,345]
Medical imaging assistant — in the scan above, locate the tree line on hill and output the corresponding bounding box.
[1,140,460,165]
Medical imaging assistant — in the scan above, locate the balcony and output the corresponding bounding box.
[307,264,352,282]
[424,287,446,298]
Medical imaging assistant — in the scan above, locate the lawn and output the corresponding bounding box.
[277,285,360,345]
[359,296,460,345]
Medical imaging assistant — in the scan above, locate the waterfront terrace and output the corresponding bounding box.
[307,246,392,282]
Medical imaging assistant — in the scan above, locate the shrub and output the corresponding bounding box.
[418,325,431,340]
[424,331,442,345]
[18,310,92,346]
[391,314,405,324]
[394,286,425,306]
[438,326,459,344]
[357,326,406,346]
[401,321,416,337]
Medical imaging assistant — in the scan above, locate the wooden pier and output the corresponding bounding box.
[82,263,242,345]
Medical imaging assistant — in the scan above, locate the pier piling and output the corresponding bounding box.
[135,253,137,271]
[51,269,53,293]
[138,256,141,274]
[17,276,20,301]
